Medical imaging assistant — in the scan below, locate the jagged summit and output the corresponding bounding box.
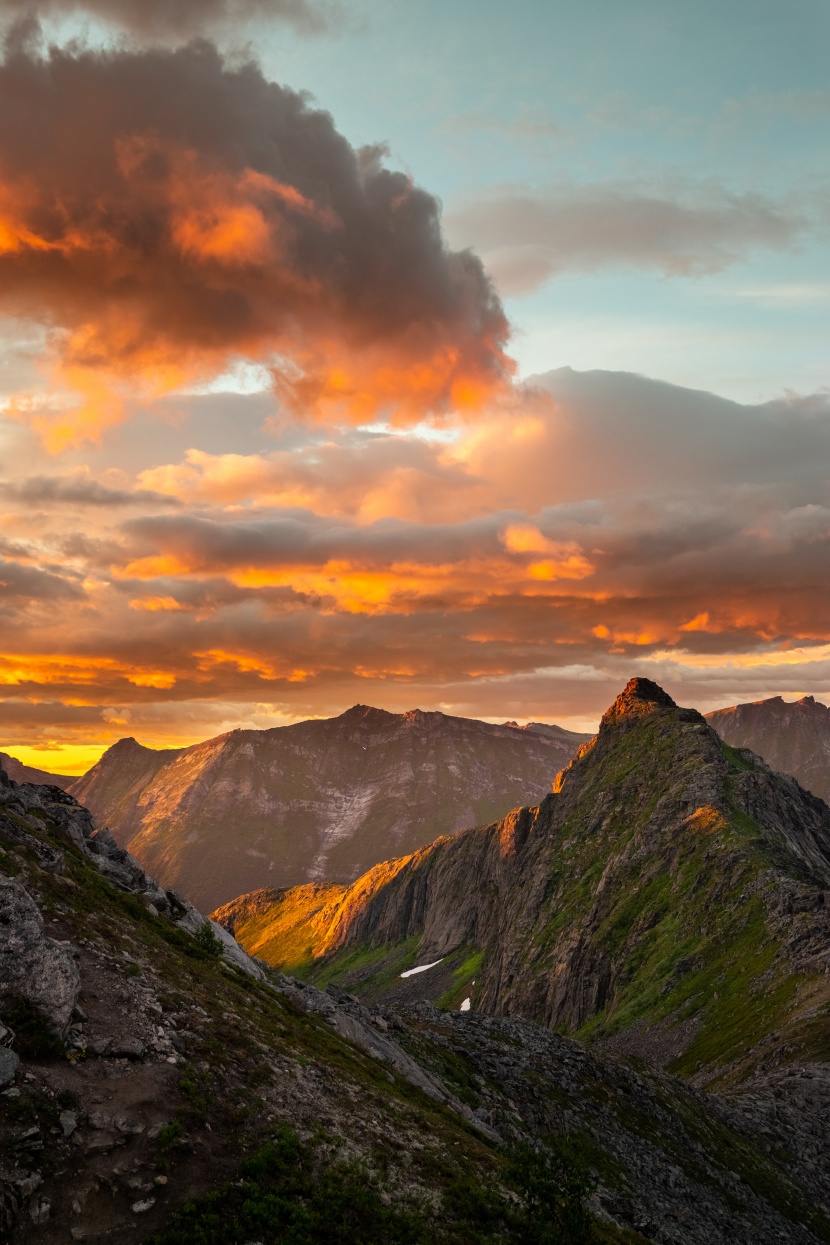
[602,676,678,724]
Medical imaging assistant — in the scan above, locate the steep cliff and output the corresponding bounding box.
[69,707,588,912]
[708,694,830,802]
[220,679,830,1090]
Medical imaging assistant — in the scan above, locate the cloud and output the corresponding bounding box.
[0,470,180,507]
[0,0,333,38]
[0,37,512,447]
[136,436,480,522]
[0,557,84,601]
[446,180,805,295]
[2,368,830,746]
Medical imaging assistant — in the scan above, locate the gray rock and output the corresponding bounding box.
[208,919,266,980]
[109,1037,145,1059]
[0,878,80,1034]
[28,1196,50,1225]
[0,1046,19,1087]
[59,1111,77,1138]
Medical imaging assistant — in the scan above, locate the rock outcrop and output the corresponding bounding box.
[68,706,588,911]
[222,679,830,1092]
[0,878,79,1036]
[707,693,830,802]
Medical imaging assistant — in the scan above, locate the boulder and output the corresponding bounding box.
[0,1047,19,1087]
[0,878,80,1035]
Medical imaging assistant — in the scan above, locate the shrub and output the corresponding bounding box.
[193,923,224,959]
[1,996,65,1061]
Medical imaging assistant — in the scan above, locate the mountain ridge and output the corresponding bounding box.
[68,705,590,912]
[707,693,830,802]
[0,752,74,790]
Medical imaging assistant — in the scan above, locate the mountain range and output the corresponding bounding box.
[707,694,830,802]
[66,706,589,912]
[216,678,830,1094]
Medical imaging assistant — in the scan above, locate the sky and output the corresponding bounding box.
[0,0,829,773]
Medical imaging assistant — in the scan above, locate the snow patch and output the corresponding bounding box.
[400,958,444,978]
[460,997,471,1012]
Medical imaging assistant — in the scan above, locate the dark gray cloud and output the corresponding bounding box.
[447,181,806,295]
[0,0,333,38]
[0,557,84,600]
[0,472,180,507]
[0,37,511,429]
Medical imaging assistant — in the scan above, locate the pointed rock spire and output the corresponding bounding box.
[602,677,677,726]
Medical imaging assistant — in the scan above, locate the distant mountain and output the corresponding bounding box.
[218,679,830,1091]
[707,695,830,802]
[69,707,589,913]
[0,750,74,789]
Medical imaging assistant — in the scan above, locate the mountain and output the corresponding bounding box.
[216,678,830,1093]
[3,769,830,1243]
[68,707,589,913]
[707,694,830,802]
[0,751,73,789]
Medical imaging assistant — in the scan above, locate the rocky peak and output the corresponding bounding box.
[601,677,678,726]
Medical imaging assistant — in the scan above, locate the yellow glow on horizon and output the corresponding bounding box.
[0,743,106,777]
[646,642,830,670]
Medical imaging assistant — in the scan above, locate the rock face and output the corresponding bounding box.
[224,678,830,1090]
[707,693,830,802]
[68,707,589,912]
[0,878,80,1036]
[0,753,73,790]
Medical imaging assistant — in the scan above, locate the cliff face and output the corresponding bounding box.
[707,694,830,802]
[69,707,588,913]
[221,679,830,1090]
[0,752,73,790]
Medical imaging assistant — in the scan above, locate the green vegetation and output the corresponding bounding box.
[146,1125,599,1245]
[301,935,423,994]
[194,922,225,958]
[435,948,484,1010]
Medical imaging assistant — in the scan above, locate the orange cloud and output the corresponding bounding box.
[0,41,512,447]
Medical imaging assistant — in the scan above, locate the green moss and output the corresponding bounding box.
[435,949,484,1010]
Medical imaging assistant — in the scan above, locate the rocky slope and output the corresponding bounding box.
[69,707,588,912]
[0,753,73,790]
[707,694,830,802]
[2,769,830,1243]
[218,679,830,1094]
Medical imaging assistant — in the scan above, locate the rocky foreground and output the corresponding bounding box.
[2,760,830,1241]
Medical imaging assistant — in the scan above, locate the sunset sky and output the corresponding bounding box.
[1,0,829,774]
